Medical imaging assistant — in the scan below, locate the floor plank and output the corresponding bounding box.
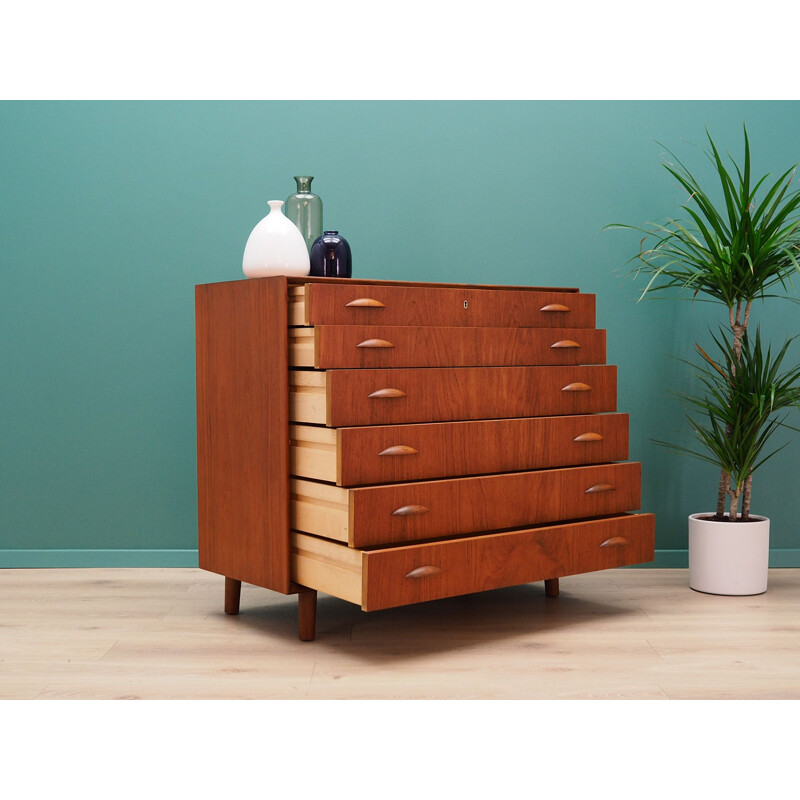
[2,568,799,699]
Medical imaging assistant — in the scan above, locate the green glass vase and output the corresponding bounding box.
[285,176,323,253]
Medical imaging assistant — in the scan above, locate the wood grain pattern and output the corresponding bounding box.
[11,566,800,700]
[305,413,630,486]
[195,277,291,593]
[291,462,641,547]
[289,365,617,426]
[287,278,580,325]
[300,282,595,328]
[361,513,655,610]
[289,513,654,611]
[289,325,606,368]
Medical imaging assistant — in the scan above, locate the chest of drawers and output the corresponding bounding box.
[195,276,654,640]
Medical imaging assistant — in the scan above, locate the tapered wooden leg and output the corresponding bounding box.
[297,588,317,641]
[224,577,242,614]
[544,578,559,598]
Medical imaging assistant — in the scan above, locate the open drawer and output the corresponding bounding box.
[291,513,656,611]
[288,282,594,328]
[289,365,617,427]
[291,461,642,547]
[290,413,630,486]
[289,325,606,369]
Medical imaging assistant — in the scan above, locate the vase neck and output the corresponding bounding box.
[268,200,285,214]
[294,176,313,192]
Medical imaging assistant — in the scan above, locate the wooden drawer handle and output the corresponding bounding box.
[379,445,419,456]
[392,504,429,516]
[540,303,570,312]
[405,565,443,579]
[600,536,630,548]
[573,432,604,442]
[562,382,592,392]
[368,388,407,399]
[357,338,395,349]
[550,340,581,349]
[585,483,615,494]
[345,298,385,308]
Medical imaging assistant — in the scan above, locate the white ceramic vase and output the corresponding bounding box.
[242,200,311,278]
[688,512,770,596]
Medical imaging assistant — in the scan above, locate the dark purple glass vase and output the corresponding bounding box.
[309,230,352,278]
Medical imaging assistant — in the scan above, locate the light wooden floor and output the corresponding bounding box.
[2,567,799,699]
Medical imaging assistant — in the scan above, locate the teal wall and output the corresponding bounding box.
[2,100,799,567]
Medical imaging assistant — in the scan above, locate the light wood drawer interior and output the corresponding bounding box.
[289,285,306,326]
[291,528,362,605]
[291,513,655,611]
[289,369,328,425]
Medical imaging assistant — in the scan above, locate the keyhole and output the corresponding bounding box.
[464,300,468,309]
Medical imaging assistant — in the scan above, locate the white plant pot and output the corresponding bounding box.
[688,512,770,596]
[242,200,311,278]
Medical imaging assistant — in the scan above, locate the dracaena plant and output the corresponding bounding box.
[658,328,800,520]
[605,126,800,520]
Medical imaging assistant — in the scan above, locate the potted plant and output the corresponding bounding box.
[606,126,800,594]
[670,328,800,593]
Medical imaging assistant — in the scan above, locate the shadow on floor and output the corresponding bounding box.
[220,581,642,662]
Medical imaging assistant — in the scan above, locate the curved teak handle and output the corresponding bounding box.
[357,338,395,349]
[540,303,570,312]
[391,505,429,516]
[378,445,419,457]
[550,340,581,349]
[368,388,407,399]
[585,483,615,494]
[600,536,629,548]
[404,565,443,579]
[573,432,604,442]
[562,382,592,392]
[345,298,385,308]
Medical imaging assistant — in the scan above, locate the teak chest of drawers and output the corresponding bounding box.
[195,276,655,640]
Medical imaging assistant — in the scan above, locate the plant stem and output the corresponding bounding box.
[729,300,752,375]
[728,486,741,521]
[717,299,753,518]
[742,473,753,520]
[716,467,729,519]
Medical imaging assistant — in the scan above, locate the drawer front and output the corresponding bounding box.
[291,413,629,486]
[361,513,656,610]
[290,325,606,368]
[289,365,617,426]
[348,462,642,547]
[298,283,595,328]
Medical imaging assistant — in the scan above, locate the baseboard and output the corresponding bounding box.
[3,549,800,569]
[634,549,800,569]
[0,550,199,568]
